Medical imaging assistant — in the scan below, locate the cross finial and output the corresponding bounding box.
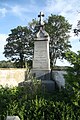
[38,12,44,26]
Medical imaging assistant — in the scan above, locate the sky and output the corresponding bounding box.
[0,0,80,66]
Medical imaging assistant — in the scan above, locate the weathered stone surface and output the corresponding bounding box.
[31,69,51,80]
[6,116,20,120]
[33,40,50,70]
[53,71,67,89]
[41,80,55,92]
[32,29,51,79]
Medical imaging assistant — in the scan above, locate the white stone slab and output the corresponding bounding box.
[6,116,20,120]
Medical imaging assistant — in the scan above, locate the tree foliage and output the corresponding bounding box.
[65,50,80,107]
[4,26,33,68]
[45,15,72,66]
[74,20,80,36]
[0,60,15,68]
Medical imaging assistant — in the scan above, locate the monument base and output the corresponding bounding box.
[31,69,55,92]
[19,79,55,93]
[31,69,51,80]
[41,80,55,92]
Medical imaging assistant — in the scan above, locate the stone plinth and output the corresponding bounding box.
[41,80,55,92]
[31,69,51,80]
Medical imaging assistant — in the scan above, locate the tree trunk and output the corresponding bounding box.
[19,53,24,68]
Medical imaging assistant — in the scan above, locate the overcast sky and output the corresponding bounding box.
[0,0,80,66]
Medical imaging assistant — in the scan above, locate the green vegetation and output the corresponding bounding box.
[0,84,80,120]
[64,50,80,108]
[0,60,15,68]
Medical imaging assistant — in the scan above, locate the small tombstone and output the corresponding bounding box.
[6,116,20,120]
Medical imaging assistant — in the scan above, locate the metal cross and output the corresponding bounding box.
[38,12,44,25]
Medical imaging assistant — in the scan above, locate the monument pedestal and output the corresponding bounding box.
[41,80,55,92]
[31,12,55,91]
[31,69,51,80]
[31,31,51,79]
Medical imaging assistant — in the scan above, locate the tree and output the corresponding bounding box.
[4,26,33,68]
[65,50,80,79]
[45,15,72,67]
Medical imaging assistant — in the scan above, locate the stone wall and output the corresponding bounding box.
[0,68,27,87]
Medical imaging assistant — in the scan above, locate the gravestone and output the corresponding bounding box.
[6,116,20,120]
[31,12,55,91]
[32,12,51,80]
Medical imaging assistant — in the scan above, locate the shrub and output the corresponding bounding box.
[0,85,80,120]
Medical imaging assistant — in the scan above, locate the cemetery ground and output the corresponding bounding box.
[0,67,80,120]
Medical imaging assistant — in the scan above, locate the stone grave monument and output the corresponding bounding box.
[31,12,55,91]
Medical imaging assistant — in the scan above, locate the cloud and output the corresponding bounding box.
[70,37,80,53]
[0,34,7,42]
[0,8,7,17]
[1,1,39,21]
[44,0,80,24]
[2,3,29,18]
[11,5,27,18]
[45,0,78,13]
[0,0,45,21]
[45,0,66,13]
[11,3,39,14]
[0,34,8,60]
[10,4,38,21]
[56,59,71,66]
[44,0,80,48]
